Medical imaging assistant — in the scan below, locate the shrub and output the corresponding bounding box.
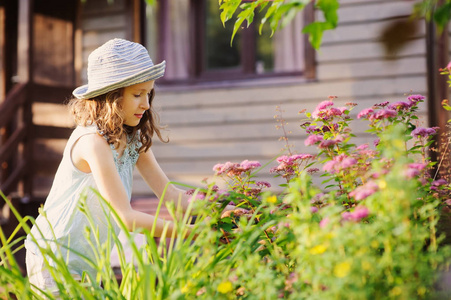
[1,93,451,299]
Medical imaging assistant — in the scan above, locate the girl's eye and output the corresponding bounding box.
[134,94,141,98]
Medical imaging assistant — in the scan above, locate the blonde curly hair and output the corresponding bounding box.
[67,88,168,153]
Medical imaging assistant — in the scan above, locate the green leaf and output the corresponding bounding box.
[433,2,451,32]
[317,0,339,27]
[301,0,339,49]
[302,22,331,50]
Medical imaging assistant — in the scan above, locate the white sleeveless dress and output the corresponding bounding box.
[25,125,141,280]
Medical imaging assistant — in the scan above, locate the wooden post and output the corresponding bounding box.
[17,0,32,84]
[17,0,34,199]
[74,0,83,87]
[189,0,204,78]
[303,1,316,80]
[426,16,450,179]
[0,6,4,103]
[127,0,142,42]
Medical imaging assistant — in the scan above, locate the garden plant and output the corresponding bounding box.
[1,86,451,299]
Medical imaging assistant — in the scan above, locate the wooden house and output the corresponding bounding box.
[0,0,450,270]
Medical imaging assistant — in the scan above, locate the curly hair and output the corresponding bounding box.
[67,88,168,153]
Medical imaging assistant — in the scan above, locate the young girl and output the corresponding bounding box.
[24,38,199,292]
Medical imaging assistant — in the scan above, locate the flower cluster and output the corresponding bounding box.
[270,153,314,181]
[405,163,427,179]
[213,160,261,176]
[411,126,439,138]
[311,100,347,121]
[322,154,357,174]
[341,206,370,222]
[348,181,379,201]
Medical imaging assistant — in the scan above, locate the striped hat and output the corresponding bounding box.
[73,38,165,100]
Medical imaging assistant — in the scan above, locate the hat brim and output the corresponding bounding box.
[73,60,166,100]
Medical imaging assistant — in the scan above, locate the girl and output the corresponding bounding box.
[24,38,201,292]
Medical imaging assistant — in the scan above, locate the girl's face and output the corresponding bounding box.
[121,80,155,127]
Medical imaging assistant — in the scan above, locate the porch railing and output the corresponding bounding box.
[0,82,73,227]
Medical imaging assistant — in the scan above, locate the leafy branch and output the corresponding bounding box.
[216,0,451,50]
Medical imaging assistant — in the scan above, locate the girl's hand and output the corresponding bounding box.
[221,207,250,219]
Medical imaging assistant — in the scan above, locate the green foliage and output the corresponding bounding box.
[218,0,339,50]
[2,90,451,298]
[213,0,449,50]
[413,0,451,32]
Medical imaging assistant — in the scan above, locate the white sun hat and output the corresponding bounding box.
[73,38,165,100]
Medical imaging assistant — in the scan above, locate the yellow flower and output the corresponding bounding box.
[361,261,372,271]
[334,261,351,278]
[390,286,402,296]
[217,281,233,294]
[266,195,277,204]
[417,287,426,296]
[309,244,327,255]
[181,281,192,294]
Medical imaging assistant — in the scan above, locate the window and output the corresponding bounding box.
[145,0,312,83]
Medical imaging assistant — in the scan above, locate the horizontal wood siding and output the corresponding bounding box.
[76,0,431,195]
[79,0,128,83]
[138,0,429,194]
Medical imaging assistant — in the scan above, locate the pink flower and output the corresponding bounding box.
[310,206,318,213]
[323,160,337,173]
[240,160,261,171]
[319,217,330,228]
[330,107,343,116]
[217,189,230,197]
[408,163,426,170]
[272,153,315,178]
[432,179,448,186]
[291,154,314,160]
[357,108,374,119]
[349,181,378,200]
[388,101,412,111]
[405,168,420,178]
[256,181,271,188]
[411,127,438,138]
[319,139,337,149]
[311,100,343,120]
[374,101,389,107]
[277,155,290,163]
[341,157,358,168]
[316,100,334,111]
[369,109,397,120]
[356,144,369,150]
[446,61,451,72]
[305,126,320,134]
[338,107,348,113]
[323,154,357,174]
[305,135,323,146]
[353,207,370,220]
[213,163,224,173]
[307,168,320,174]
[407,94,425,103]
[188,193,205,202]
[342,206,369,222]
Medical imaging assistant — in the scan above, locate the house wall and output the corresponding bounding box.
[80,0,431,196]
[143,0,429,194]
[79,0,130,83]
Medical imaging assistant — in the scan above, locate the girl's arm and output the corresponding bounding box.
[73,134,190,237]
[136,148,238,216]
[136,148,191,212]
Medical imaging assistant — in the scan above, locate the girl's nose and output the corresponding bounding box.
[141,96,150,110]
